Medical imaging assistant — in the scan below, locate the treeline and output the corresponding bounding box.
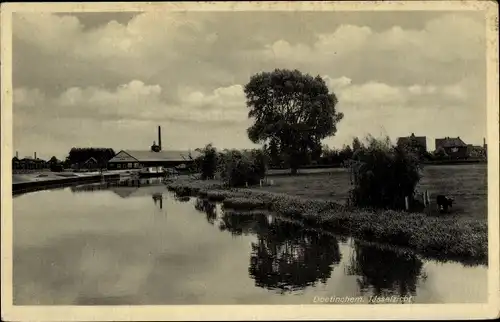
[194,134,424,211]
[65,147,116,168]
[262,137,475,169]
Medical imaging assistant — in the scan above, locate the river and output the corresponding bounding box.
[13,179,487,305]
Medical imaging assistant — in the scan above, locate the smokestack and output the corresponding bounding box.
[158,125,162,151]
[16,151,18,158]
[34,152,37,159]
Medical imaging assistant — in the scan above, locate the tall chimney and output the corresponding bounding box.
[16,151,18,158]
[34,152,37,159]
[158,125,162,151]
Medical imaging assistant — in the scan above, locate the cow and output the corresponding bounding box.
[436,195,454,213]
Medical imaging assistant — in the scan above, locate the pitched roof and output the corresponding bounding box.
[83,157,98,164]
[397,135,427,148]
[109,150,203,163]
[435,137,467,148]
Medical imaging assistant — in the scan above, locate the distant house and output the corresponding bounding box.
[107,150,202,170]
[435,137,468,159]
[397,133,428,153]
[82,157,99,170]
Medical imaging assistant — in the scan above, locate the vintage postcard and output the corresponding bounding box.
[1,1,499,321]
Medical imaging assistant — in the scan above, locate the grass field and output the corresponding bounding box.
[261,164,487,222]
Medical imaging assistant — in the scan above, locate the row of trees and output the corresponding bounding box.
[194,134,423,211]
[262,136,460,169]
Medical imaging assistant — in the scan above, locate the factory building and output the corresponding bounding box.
[107,126,202,172]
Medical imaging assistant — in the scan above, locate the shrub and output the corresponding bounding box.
[349,135,422,210]
[50,163,64,172]
[195,144,218,180]
[219,148,268,187]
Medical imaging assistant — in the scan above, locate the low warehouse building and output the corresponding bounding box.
[107,149,202,171]
[107,125,202,174]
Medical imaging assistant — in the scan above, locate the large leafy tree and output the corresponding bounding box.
[244,69,344,174]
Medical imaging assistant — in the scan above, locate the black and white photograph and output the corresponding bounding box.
[1,1,499,321]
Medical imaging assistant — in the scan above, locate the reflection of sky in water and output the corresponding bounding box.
[13,184,487,305]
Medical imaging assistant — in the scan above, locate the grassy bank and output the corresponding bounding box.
[166,177,488,264]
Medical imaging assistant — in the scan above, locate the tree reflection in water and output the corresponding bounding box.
[248,219,342,293]
[218,210,267,236]
[346,240,426,297]
[214,210,342,293]
[194,198,218,225]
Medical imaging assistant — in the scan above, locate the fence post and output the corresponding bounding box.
[405,196,409,211]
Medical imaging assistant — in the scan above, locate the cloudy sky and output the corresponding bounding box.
[12,10,487,160]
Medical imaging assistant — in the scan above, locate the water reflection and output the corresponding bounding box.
[192,201,428,296]
[346,241,426,298]
[209,206,342,293]
[174,195,191,203]
[152,193,163,209]
[14,186,488,304]
[218,210,267,236]
[194,199,218,225]
[248,218,342,293]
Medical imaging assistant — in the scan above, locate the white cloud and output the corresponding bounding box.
[258,13,485,90]
[322,76,468,108]
[408,85,437,95]
[15,81,248,124]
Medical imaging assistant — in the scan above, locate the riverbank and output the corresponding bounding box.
[166,178,487,265]
[12,172,122,195]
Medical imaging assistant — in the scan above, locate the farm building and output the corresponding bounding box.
[107,125,202,171]
[396,133,428,152]
[435,137,468,159]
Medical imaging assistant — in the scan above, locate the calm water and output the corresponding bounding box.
[13,180,487,305]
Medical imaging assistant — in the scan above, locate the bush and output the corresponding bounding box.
[50,163,64,172]
[219,149,268,187]
[349,135,422,210]
[195,144,218,180]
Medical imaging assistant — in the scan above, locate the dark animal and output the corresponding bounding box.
[436,195,454,213]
